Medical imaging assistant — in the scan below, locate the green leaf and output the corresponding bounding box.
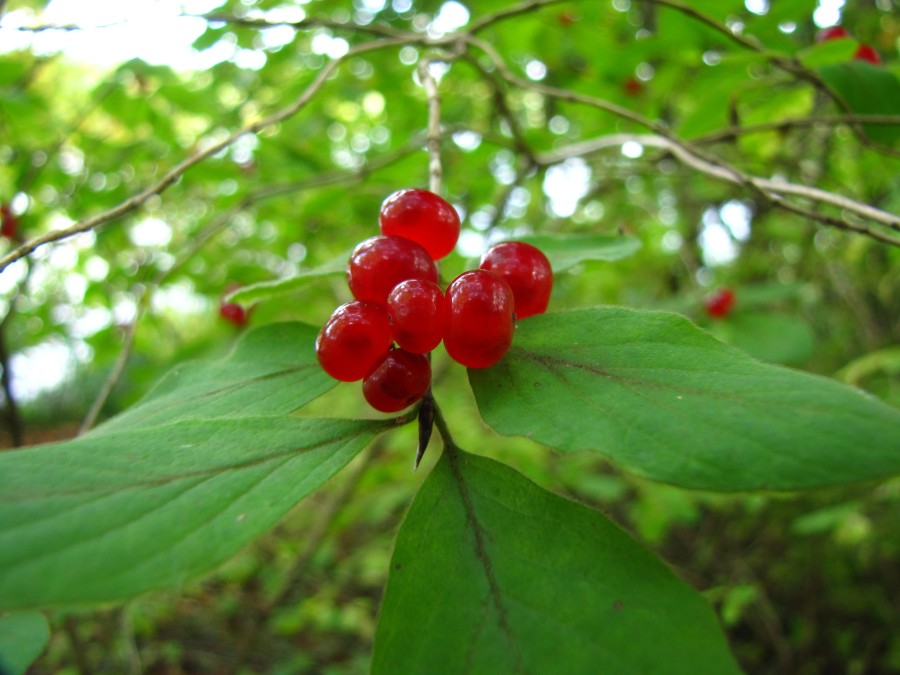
[99,322,336,431]
[517,234,642,272]
[797,39,857,68]
[373,449,740,674]
[469,308,900,491]
[227,255,348,306]
[0,322,387,609]
[818,62,900,145]
[0,612,49,675]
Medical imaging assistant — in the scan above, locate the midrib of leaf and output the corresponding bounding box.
[0,417,382,503]
[100,364,314,430]
[445,447,526,674]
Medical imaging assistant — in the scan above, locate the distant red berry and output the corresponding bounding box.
[444,270,515,369]
[316,301,393,382]
[479,241,553,319]
[854,44,881,65]
[705,288,736,319]
[347,235,438,306]
[0,203,17,239]
[623,76,643,97]
[558,10,576,27]
[219,302,249,327]
[816,26,850,43]
[387,279,446,354]
[379,188,461,260]
[363,349,431,413]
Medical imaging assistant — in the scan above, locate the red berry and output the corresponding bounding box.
[379,188,461,260]
[316,301,393,382]
[479,241,553,319]
[816,26,850,43]
[705,288,735,319]
[387,279,446,354]
[219,302,248,327]
[347,235,438,306]
[444,270,515,369]
[558,10,576,27]
[623,76,643,97]
[362,349,431,413]
[854,44,881,65]
[0,203,17,239]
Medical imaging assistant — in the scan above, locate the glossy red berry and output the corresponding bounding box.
[363,348,431,413]
[387,279,446,354]
[854,44,881,65]
[316,301,393,382]
[379,188,461,260]
[444,270,515,369]
[816,26,850,43]
[479,241,553,319]
[347,235,438,306]
[705,288,735,319]
[219,302,249,327]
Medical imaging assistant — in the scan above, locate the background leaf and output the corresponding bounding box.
[469,308,900,491]
[518,234,642,272]
[0,323,387,609]
[372,448,740,675]
[818,62,900,144]
[0,612,49,675]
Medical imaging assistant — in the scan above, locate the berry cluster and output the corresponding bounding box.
[315,188,552,413]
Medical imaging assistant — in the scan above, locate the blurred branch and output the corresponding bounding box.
[467,0,570,34]
[0,35,408,275]
[196,13,413,40]
[418,57,445,194]
[460,52,538,165]
[541,133,900,244]
[695,114,900,145]
[466,32,900,244]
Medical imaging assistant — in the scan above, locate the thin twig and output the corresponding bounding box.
[196,13,413,40]
[467,0,570,34]
[540,132,900,242]
[694,114,900,145]
[418,58,444,194]
[0,36,407,275]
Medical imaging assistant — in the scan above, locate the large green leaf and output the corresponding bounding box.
[469,308,900,491]
[98,321,335,431]
[372,449,740,674]
[0,323,387,609]
[0,612,49,675]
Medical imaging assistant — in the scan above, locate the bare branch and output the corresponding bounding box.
[195,12,413,40]
[418,58,445,194]
[695,114,900,145]
[541,133,900,243]
[0,36,407,275]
